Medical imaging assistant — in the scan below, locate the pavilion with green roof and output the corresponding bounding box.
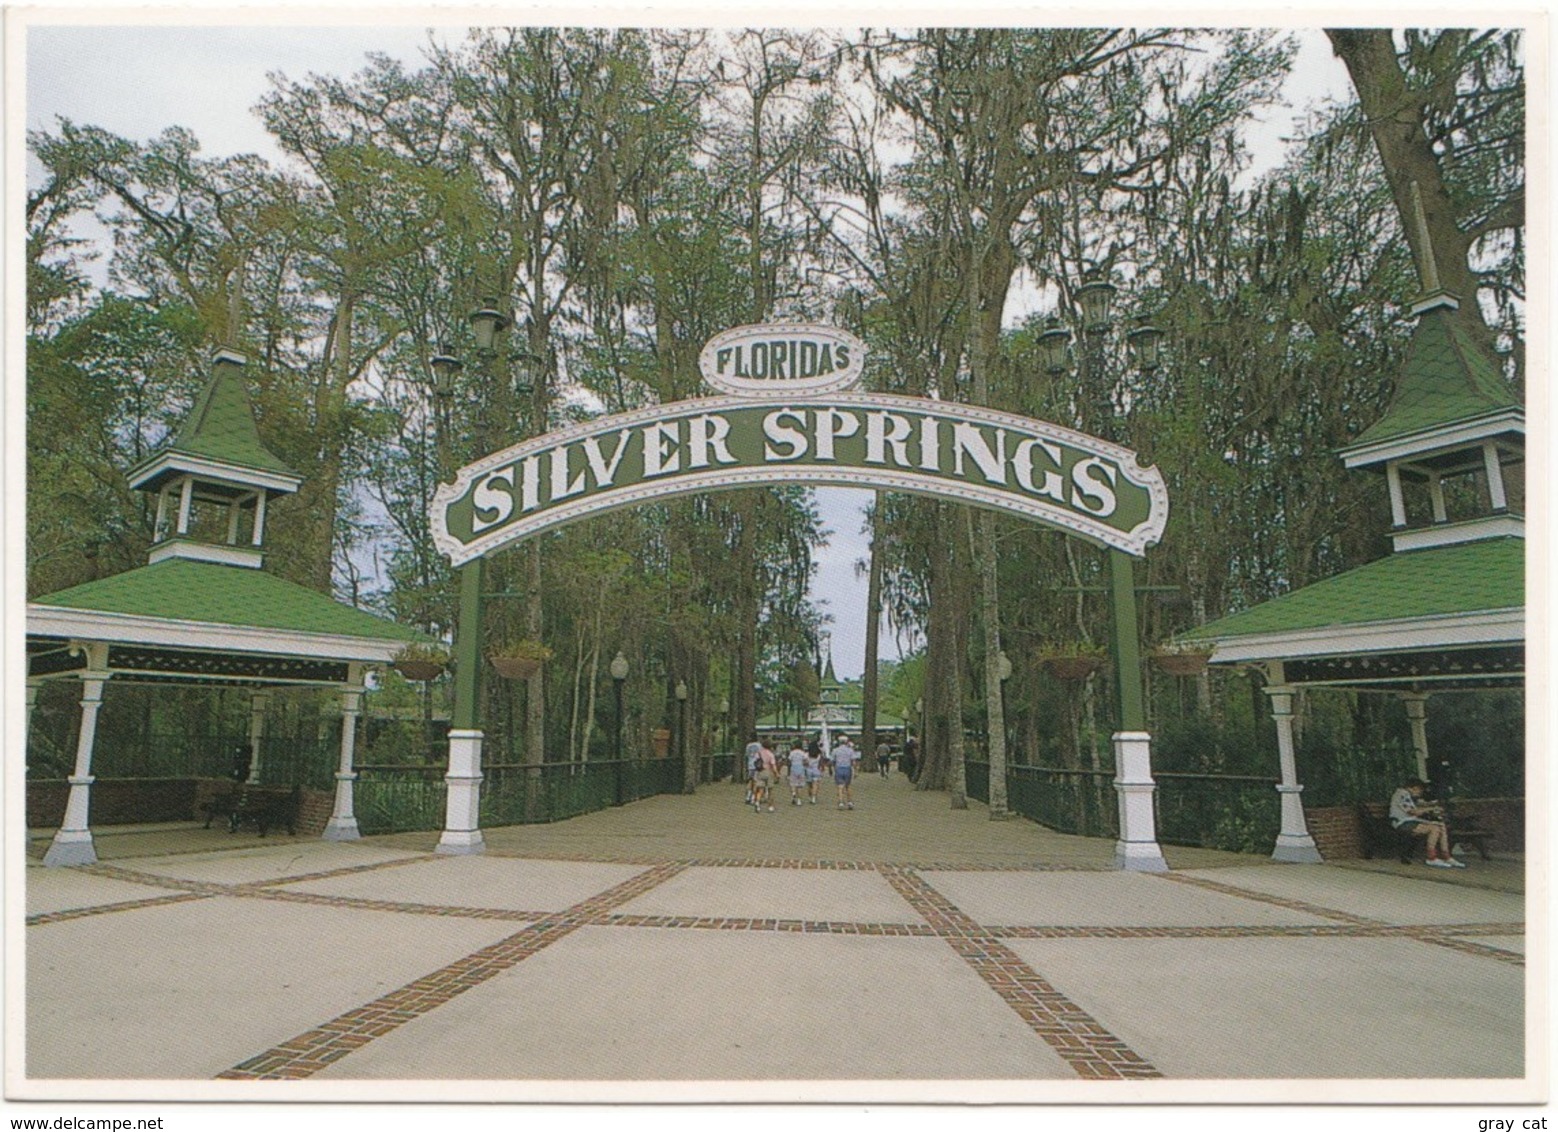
[1182,286,1524,862]
[27,349,428,866]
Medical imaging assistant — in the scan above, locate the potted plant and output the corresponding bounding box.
[1037,640,1108,680]
[1150,639,1215,677]
[392,642,450,682]
[488,638,554,680]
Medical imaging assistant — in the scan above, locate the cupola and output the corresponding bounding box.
[125,349,303,568]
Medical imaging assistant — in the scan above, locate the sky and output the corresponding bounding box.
[19,16,1356,679]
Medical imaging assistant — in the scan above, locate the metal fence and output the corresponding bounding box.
[701,751,738,784]
[967,762,1280,852]
[355,765,448,835]
[480,759,683,827]
[1154,772,1280,854]
[27,730,339,790]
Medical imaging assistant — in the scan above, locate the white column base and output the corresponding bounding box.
[322,817,361,841]
[1271,836,1324,864]
[43,828,97,868]
[436,829,486,854]
[437,728,485,856]
[1112,730,1168,872]
[1271,784,1322,863]
[325,772,360,840]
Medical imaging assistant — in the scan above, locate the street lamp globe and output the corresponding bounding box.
[429,354,462,395]
[1127,318,1165,372]
[1036,320,1072,375]
[997,650,1013,682]
[674,680,689,701]
[609,651,629,682]
[469,304,511,353]
[1076,278,1118,333]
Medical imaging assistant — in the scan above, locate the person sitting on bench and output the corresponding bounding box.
[1389,779,1465,868]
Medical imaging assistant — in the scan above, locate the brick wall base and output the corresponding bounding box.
[1305,797,1524,859]
[28,777,335,839]
[27,778,198,828]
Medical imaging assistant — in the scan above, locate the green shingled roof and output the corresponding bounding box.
[1347,305,1520,450]
[33,558,425,643]
[1183,537,1523,641]
[129,357,299,482]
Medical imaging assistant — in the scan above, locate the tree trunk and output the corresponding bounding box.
[974,509,1008,818]
[860,498,884,771]
[918,503,952,791]
[946,506,969,809]
[1326,30,1492,340]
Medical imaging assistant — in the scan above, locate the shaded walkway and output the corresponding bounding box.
[377,769,1269,869]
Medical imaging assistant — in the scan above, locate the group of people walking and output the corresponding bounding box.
[744,736,862,813]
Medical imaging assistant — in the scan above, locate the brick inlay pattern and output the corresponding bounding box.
[1415,934,1526,966]
[988,921,1526,940]
[1153,872,1524,967]
[604,914,937,936]
[880,866,1161,1080]
[26,891,209,926]
[1156,871,1380,925]
[216,862,686,1080]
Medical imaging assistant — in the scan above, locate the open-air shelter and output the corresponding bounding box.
[26,349,426,865]
[1184,286,1524,861]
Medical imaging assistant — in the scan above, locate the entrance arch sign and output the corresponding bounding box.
[432,393,1167,565]
[430,322,1169,872]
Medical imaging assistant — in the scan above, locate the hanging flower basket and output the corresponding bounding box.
[1151,650,1212,677]
[392,643,450,682]
[489,655,542,680]
[488,640,553,681]
[1042,655,1106,681]
[651,728,672,758]
[395,660,446,682]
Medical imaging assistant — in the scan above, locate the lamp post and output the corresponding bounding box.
[996,649,1014,770]
[610,651,629,762]
[437,299,520,856]
[675,679,693,794]
[1041,277,1168,871]
[610,651,629,804]
[915,696,925,781]
[718,697,730,781]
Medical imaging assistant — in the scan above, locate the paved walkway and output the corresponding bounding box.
[19,773,1531,1099]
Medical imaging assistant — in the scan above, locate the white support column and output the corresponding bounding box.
[252,489,268,546]
[1428,472,1448,523]
[1265,670,1323,863]
[1402,693,1431,782]
[176,476,195,536]
[1483,442,1508,511]
[1385,463,1408,529]
[323,681,364,840]
[1112,730,1168,872]
[437,729,486,855]
[154,488,170,542]
[226,499,242,544]
[44,660,110,867]
[26,681,41,746]
[246,690,271,785]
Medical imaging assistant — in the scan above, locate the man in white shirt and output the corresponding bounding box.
[786,743,808,806]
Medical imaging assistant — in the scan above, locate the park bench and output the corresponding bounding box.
[1358,803,1416,863]
[1357,802,1493,863]
[200,784,300,837]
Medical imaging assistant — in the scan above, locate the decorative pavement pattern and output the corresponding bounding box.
[26,851,1523,1082]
